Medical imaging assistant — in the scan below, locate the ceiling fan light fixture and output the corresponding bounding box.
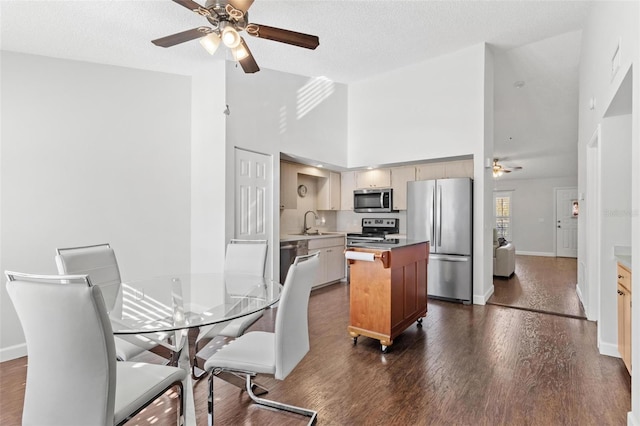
[232,43,249,61]
[222,25,241,48]
[199,32,221,55]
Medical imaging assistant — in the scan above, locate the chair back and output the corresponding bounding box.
[224,239,268,276]
[55,243,121,310]
[273,252,319,380]
[5,271,117,425]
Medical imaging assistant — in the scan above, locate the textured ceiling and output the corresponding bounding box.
[1,0,593,179]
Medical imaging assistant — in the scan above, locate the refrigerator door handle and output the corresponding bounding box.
[430,254,469,262]
[429,187,435,246]
[437,184,442,247]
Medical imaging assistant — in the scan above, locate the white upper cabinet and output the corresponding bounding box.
[390,166,416,210]
[416,163,446,181]
[280,161,298,209]
[340,171,357,210]
[444,159,474,178]
[317,172,341,211]
[416,159,473,180]
[356,169,391,188]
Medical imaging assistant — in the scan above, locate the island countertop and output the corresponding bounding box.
[347,238,429,250]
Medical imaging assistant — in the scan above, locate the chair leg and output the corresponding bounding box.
[177,382,185,426]
[243,374,318,425]
[208,374,214,426]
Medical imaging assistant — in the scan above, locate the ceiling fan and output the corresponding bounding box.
[492,158,522,177]
[152,0,320,74]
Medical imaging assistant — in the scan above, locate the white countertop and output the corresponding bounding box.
[614,245,632,270]
[280,232,347,242]
[616,255,632,270]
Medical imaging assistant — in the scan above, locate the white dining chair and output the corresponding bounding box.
[204,252,319,425]
[54,243,169,362]
[192,239,268,378]
[5,271,186,426]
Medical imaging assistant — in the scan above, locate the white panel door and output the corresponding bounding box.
[556,187,578,258]
[235,149,272,275]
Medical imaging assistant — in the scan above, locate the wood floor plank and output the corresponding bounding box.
[0,275,630,425]
[489,255,586,318]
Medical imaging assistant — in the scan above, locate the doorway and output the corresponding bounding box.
[555,187,578,258]
[234,148,273,280]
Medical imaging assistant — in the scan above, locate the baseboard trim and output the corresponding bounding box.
[474,284,494,305]
[599,341,620,358]
[0,343,27,362]
[515,251,556,257]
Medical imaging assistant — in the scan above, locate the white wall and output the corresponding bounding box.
[598,113,633,357]
[577,1,640,421]
[493,177,578,255]
[0,52,192,360]
[347,44,494,304]
[224,63,349,276]
[348,45,486,168]
[190,63,227,274]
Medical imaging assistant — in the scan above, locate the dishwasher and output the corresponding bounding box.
[280,240,309,284]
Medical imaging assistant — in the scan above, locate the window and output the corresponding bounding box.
[494,191,512,241]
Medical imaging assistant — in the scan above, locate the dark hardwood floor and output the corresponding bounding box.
[488,255,586,319]
[1,276,629,425]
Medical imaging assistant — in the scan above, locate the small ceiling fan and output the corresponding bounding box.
[492,158,522,177]
[152,0,320,74]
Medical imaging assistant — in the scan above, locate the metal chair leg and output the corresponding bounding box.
[208,374,214,426]
[243,374,318,425]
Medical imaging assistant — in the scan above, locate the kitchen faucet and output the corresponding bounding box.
[303,210,319,234]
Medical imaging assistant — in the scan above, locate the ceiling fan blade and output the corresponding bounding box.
[228,0,254,13]
[152,27,212,47]
[172,0,205,12]
[246,24,319,50]
[238,39,260,73]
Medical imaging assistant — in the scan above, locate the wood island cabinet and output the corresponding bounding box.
[617,262,632,374]
[346,241,429,352]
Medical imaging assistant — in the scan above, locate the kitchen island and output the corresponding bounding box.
[346,239,429,352]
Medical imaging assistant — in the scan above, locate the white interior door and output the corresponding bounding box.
[556,187,578,258]
[235,148,272,278]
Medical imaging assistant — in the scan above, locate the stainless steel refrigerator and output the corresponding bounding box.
[407,178,473,303]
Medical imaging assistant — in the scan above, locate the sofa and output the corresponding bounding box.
[493,229,516,277]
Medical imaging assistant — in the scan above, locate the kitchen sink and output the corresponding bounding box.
[287,231,341,236]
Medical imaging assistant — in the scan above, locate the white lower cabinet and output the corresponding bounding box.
[308,236,346,288]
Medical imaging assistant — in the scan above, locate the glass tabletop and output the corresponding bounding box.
[106,273,281,335]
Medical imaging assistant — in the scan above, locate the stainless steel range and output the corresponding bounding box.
[346,218,400,247]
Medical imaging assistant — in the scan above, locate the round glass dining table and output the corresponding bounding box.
[107,273,281,426]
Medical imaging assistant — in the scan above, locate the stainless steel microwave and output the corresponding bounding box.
[354,188,395,213]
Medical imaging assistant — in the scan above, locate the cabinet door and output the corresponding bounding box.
[318,172,341,211]
[390,166,416,210]
[356,169,391,188]
[444,159,474,178]
[416,163,446,180]
[341,171,357,210]
[325,245,346,282]
[618,283,632,373]
[280,162,298,209]
[313,248,329,287]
